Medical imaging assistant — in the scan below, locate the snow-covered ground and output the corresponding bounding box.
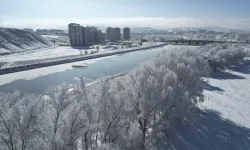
[0,42,162,62]
[162,59,250,150]
[0,42,165,68]
[200,60,250,128]
[0,48,10,54]
[0,46,87,62]
[42,35,69,44]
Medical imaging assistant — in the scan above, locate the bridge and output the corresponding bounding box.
[163,39,248,45]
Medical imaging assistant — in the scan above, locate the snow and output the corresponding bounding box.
[42,35,69,43]
[0,48,10,54]
[200,59,250,128]
[42,35,63,38]
[164,58,250,150]
[0,46,83,62]
[133,30,250,43]
[0,28,55,52]
[0,42,165,68]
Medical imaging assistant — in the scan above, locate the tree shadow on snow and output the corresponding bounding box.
[211,71,245,80]
[157,109,250,150]
[228,60,250,75]
[202,81,225,92]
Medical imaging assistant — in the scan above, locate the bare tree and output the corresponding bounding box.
[0,92,45,150]
[44,84,75,150]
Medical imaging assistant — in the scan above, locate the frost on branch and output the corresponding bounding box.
[200,44,247,72]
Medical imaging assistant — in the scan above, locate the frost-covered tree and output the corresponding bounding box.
[121,61,191,149]
[0,92,45,150]
[154,48,209,102]
[42,84,79,150]
[200,44,247,72]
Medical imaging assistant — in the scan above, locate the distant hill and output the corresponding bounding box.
[0,28,55,54]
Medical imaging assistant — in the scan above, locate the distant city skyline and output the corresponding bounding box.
[1,0,250,30]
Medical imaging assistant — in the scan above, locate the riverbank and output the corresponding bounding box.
[0,43,168,75]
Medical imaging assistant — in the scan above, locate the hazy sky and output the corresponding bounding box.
[1,0,250,29]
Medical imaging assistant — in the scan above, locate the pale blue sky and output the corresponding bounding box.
[1,0,250,29]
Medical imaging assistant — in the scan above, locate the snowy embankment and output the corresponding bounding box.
[0,28,55,54]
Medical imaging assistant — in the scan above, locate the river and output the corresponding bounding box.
[0,45,192,94]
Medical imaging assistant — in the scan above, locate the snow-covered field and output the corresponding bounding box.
[0,46,86,62]
[201,60,250,128]
[0,42,165,68]
[0,42,161,62]
[163,59,250,150]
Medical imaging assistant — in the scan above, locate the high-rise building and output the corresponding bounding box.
[76,25,82,45]
[69,23,99,46]
[106,27,121,41]
[81,26,87,45]
[68,23,80,46]
[106,27,115,41]
[71,25,78,46]
[123,27,131,40]
[68,23,123,46]
[115,27,121,41]
[97,30,105,43]
[85,26,97,45]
